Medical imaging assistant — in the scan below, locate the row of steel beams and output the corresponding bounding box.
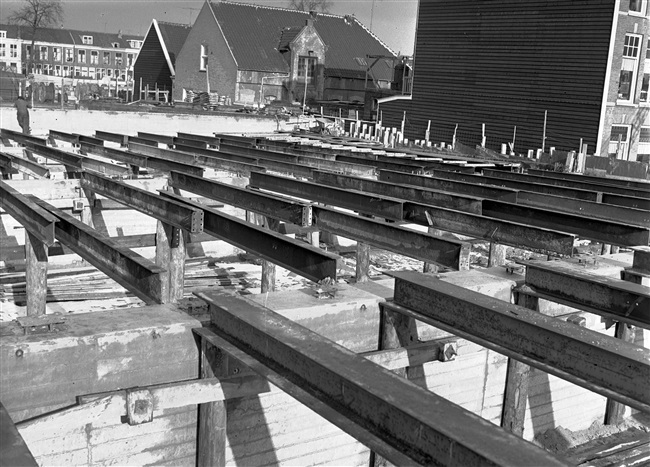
[0,151,50,179]
[80,143,205,177]
[353,170,518,202]
[390,271,650,413]
[23,141,131,177]
[168,171,311,227]
[403,202,576,255]
[250,171,404,220]
[29,196,166,304]
[195,293,566,467]
[527,168,650,192]
[80,172,204,233]
[518,191,650,227]
[482,200,649,247]
[483,168,650,199]
[312,206,471,270]
[313,170,484,214]
[160,190,338,282]
[521,260,650,328]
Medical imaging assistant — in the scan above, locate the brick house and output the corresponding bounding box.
[172,1,396,107]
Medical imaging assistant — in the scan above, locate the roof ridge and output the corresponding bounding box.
[156,20,192,28]
[212,1,350,20]
[348,16,397,57]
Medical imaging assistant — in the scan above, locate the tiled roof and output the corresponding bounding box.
[156,21,191,66]
[0,23,142,49]
[208,2,395,79]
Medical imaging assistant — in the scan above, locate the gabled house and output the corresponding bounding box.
[133,20,191,101]
[173,0,397,106]
[380,0,650,162]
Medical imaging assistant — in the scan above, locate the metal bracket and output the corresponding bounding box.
[126,388,154,425]
[302,205,313,227]
[16,315,67,335]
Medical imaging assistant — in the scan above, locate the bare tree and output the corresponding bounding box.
[8,0,64,74]
[287,0,333,14]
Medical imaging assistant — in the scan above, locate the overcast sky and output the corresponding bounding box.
[1,0,418,55]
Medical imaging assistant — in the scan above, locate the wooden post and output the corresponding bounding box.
[250,214,280,293]
[155,220,186,304]
[25,232,48,316]
[198,338,227,467]
[356,213,372,283]
[488,243,507,267]
[423,224,443,273]
[500,291,538,436]
[370,303,421,466]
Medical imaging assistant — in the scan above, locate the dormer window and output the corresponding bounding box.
[82,35,93,45]
[128,40,142,49]
[112,42,120,48]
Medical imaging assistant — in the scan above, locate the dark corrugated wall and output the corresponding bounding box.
[133,27,173,94]
[381,0,615,153]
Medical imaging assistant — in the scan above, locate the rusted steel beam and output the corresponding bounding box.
[377,170,518,202]
[218,143,301,163]
[430,169,602,201]
[168,171,311,227]
[527,168,650,191]
[601,192,650,211]
[128,142,263,176]
[80,171,204,233]
[137,132,175,146]
[482,200,650,247]
[250,172,404,220]
[22,141,130,177]
[29,196,165,304]
[0,401,38,467]
[0,181,57,246]
[80,142,205,177]
[75,134,105,147]
[336,154,426,173]
[313,170,479,214]
[213,133,260,147]
[390,271,650,413]
[194,293,567,467]
[0,128,48,147]
[176,132,220,146]
[521,260,650,328]
[403,202,576,256]
[49,129,78,145]
[161,191,338,282]
[482,168,650,199]
[94,130,128,146]
[517,191,650,227]
[0,152,50,179]
[312,206,471,270]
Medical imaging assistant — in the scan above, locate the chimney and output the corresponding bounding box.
[118,29,122,39]
[306,18,313,27]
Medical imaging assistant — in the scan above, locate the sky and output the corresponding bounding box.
[1,0,418,55]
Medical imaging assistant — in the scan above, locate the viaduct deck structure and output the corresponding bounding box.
[0,127,648,466]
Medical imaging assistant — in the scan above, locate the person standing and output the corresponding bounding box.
[14,95,31,135]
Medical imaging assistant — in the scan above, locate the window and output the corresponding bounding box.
[200,44,208,71]
[629,0,647,14]
[78,49,86,63]
[53,47,61,61]
[297,56,317,83]
[35,63,42,74]
[82,35,93,45]
[81,66,89,77]
[10,44,17,58]
[106,68,112,77]
[0,44,5,57]
[63,65,69,76]
[54,64,61,76]
[0,31,6,39]
[111,42,119,48]
[103,51,111,65]
[40,46,48,60]
[609,125,630,159]
[95,68,102,79]
[74,66,81,77]
[619,34,642,102]
[90,50,98,64]
[127,53,134,67]
[115,52,123,66]
[25,45,31,59]
[638,126,650,162]
[115,68,120,79]
[43,63,51,75]
[65,48,73,62]
[128,40,142,49]
[641,73,650,102]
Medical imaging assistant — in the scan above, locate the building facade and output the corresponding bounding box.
[173,1,396,106]
[0,24,142,96]
[606,0,650,162]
